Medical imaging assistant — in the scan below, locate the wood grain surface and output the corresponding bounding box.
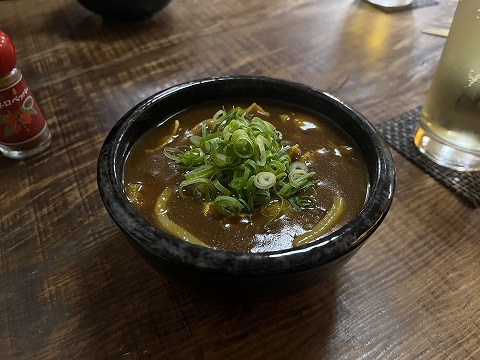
[1,0,479,359]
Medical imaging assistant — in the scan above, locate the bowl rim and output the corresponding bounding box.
[97,75,396,276]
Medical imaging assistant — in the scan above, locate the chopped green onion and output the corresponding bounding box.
[212,109,227,124]
[189,135,202,147]
[248,189,271,211]
[289,171,316,188]
[179,177,213,199]
[254,172,276,190]
[213,179,232,196]
[164,105,317,220]
[255,135,267,166]
[289,161,308,174]
[232,129,255,158]
[288,195,316,211]
[229,165,250,190]
[184,164,215,180]
[214,196,244,216]
[265,159,286,176]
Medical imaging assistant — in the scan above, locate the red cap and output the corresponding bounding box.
[0,30,17,78]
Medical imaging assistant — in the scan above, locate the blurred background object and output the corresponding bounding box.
[366,0,413,8]
[76,0,172,22]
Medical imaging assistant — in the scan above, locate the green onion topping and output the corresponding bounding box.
[164,105,316,219]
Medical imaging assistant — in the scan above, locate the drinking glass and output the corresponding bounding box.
[414,0,480,171]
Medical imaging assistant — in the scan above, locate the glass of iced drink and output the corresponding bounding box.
[414,0,480,171]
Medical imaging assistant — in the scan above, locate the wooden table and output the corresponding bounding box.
[2,0,479,358]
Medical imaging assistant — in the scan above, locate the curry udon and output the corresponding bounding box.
[123,101,369,252]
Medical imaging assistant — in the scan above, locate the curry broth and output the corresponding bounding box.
[123,101,369,253]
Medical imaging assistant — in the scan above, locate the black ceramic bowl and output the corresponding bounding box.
[98,76,395,297]
[77,0,172,22]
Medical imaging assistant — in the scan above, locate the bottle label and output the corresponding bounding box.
[0,76,46,145]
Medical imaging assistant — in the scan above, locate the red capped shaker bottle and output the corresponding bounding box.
[0,30,51,159]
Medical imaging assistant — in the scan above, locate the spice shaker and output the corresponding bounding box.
[0,30,51,159]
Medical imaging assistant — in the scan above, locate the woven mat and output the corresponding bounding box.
[365,0,439,12]
[377,106,480,208]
